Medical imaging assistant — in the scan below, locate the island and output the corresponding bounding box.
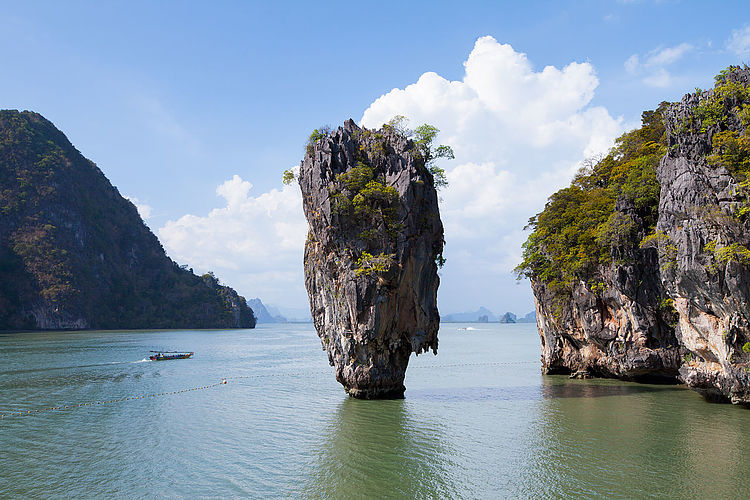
[296,118,445,398]
[0,110,255,330]
[517,66,750,404]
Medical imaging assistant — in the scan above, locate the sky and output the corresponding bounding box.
[2,1,749,317]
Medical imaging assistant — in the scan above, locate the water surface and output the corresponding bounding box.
[1,323,748,498]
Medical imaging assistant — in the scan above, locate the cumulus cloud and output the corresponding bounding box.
[158,176,308,308]
[125,196,152,220]
[727,25,750,58]
[624,43,692,88]
[361,35,623,313]
[157,36,623,315]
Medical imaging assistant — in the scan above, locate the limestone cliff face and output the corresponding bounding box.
[527,66,750,404]
[656,68,750,403]
[299,119,443,399]
[532,233,680,381]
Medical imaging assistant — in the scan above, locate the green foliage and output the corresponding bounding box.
[639,230,670,249]
[714,243,750,266]
[384,115,411,136]
[595,212,636,249]
[337,162,374,192]
[435,253,446,269]
[743,342,750,354]
[305,126,330,156]
[354,252,395,277]
[330,158,401,244]
[516,103,667,292]
[282,168,297,185]
[331,192,353,216]
[413,124,454,189]
[659,298,679,327]
[353,181,399,217]
[688,66,750,134]
[707,130,750,179]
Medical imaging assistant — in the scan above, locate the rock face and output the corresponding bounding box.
[0,110,256,330]
[531,248,680,381]
[525,66,750,403]
[656,68,750,403]
[299,119,444,399]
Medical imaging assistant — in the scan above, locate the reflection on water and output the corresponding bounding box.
[540,376,685,399]
[517,376,749,499]
[301,398,460,499]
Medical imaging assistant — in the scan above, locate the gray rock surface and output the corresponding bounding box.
[530,66,750,403]
[656,67,750,403]
[299,119,444,398]
[531,242,680,381]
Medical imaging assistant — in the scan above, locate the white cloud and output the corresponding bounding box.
[158,176,308,308]
[646,43,692,66]
[125,196,152,220]
[157,36,623,315]
[727,25,750,58]
[624,43,692,88]
[624,54,640,73]
[361,35,623,313]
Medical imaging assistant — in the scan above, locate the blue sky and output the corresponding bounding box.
[2,1,749,316]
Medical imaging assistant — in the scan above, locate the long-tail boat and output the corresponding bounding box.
[149,351,194,361]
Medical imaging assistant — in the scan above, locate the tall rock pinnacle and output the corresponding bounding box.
[298,119,444,398]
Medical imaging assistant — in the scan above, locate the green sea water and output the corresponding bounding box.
[1,323,749,499]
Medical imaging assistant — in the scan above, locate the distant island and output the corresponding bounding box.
[442,307,535,324]
[247,298,312,323]
[0,110,255,330]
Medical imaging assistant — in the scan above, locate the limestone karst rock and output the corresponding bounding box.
[521,66,750,404]
[298,119,444,398]
[656,67,750,403]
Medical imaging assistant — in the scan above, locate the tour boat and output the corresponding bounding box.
[149,351,194,361]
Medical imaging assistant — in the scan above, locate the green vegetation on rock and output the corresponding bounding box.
[354,252,395,277]
[515,103,667,292]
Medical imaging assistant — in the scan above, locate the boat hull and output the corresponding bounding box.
[149,352,194,361]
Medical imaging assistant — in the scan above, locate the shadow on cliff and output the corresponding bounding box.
[299,398,460,498]
[404,378,686,403]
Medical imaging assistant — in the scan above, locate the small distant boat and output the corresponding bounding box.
[149,351,194,361]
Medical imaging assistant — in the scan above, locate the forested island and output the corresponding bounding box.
[0,110,255,330]
[517,66,750,404]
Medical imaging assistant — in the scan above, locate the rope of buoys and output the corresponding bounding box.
[0,379,229,419]
[410,360,537,369]
[1,361,538,419]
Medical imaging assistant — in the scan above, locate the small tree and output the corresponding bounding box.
[413,124,453,189]
[282,169,296,185]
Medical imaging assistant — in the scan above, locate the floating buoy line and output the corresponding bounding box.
[0,360,536,419]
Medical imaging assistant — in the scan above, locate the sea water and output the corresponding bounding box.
[1,323,748,498]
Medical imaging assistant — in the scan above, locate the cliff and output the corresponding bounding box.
[657,67,750,403]
[0,110,255,330]
[298,119,444,398]
[519,66,750,403]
